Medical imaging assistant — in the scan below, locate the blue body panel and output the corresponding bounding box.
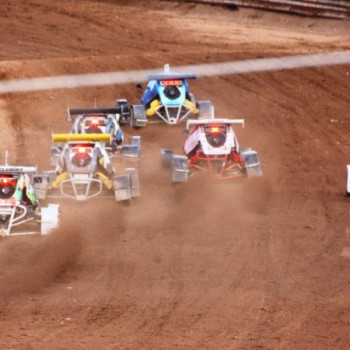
[141,78,191,107]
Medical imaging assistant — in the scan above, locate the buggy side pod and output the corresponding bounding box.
[113,168,140,201]
[41,204,60,235]
[33,174,52,200]
[241,150,262,177]
[161,149,189,183]
[172,155,190,182]
[129,105,147,128]
[120,136,141,158]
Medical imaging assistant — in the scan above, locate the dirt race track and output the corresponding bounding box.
[1,1,350,349]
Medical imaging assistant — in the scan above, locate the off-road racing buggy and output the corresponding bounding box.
[130,64,213,127]
[35,133,140,202]
[0,162,59,237]
[66,101,131,152]
[161,118,262,182]
[346,165,350,196]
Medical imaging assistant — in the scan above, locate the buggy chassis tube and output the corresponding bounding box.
[0,205,34,236]
[189,153,246,179]
[59,176,103,201]
[153,104,192,125]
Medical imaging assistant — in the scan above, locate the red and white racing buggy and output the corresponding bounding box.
[161,118,262,182]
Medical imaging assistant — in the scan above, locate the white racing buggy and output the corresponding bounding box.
[66,102,130,153]
[161,118,262,182]
[0,163,59,237]
[35,133,141,202]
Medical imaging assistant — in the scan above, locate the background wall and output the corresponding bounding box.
[182,0,350,19]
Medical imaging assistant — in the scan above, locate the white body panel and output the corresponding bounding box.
[184,128,200,154]
[199,127,237,155]
[347,165,350,195]
[184,125,239,155]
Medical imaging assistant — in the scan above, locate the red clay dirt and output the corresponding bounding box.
[0,1,350,349]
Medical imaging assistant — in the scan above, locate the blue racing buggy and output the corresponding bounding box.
[130,64,212,127]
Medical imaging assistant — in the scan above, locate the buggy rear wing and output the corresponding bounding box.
[67,107,122,116]
[67,107,122,120]
[148,73,197,82]
[148,63,197,82]
[52,133,111,143]
[0,165,37,174]
[186,118,245,129]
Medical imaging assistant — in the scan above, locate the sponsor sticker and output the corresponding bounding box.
[0,167,23,172]
[0,198,16,206]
